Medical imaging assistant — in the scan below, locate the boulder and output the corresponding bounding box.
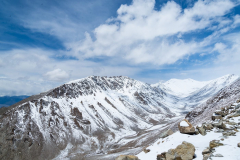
[223,131,236,136]
[178,119,196,135]
[214,128,224,133]
[161,129,174,138]
[204,123,214,130]
[197,125,207,136]
[195,130,199,135]
[115,155,139,160]
[203,153,212,160]
[212,115,222,121]
[157,152,166,160]
[228,113,240,118]
[221,107,226,111]
[209,140,223,149]
[227,121,237,125]
[215,110,226,116]
[212,120,226,129]
[214,154,223,157]
[165,141,195,160]
[167,129,174,136]
[235,104,240,109]
[143,148,150,153]
[202,148,211,155]
[238,143,240,147]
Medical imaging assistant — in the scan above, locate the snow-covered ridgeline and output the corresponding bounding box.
[186,77,240,125]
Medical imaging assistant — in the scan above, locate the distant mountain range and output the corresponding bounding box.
[152,74,239,113]
[0,74,239,160]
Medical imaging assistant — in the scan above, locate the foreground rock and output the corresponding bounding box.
[204,123,213,130]
[214,154,223,157]
[212,115,222,121]
[178,119,196,135]
[212,120,226,129]
[197,124,206,136]
[209,140,223,149]
[161,129,174,138]
[202,148,211,155]
[222,131,236,137]
[165,141,195,160]
[143,148,150,153]
[115,155,139,160]
[157,152,166,160]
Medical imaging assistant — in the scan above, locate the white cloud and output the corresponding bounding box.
[215,32,240,64]
[1,0,240,96]
[0,48,141,95]
[233,14,240,26]
[44,69,70,81]
[71,0,235,65]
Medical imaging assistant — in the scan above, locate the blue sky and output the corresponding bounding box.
[0,0,240,96]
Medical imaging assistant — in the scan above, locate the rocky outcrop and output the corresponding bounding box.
[202,148,211,155]
[214,110,226,116]
[186,77,240,125]
[165,141,195,160]
[161,129,174,138]
[143,148,150,153]
[214,154,223,157]
[209,140,223,149]
[157,152,166,160]
[222,131,236,136]
[178,119,195,135]
[0,76,178,160]
[202,148,212,160]
[196,125,206,136]
[204,123,213,130]
[212,120,226,129]
[212,115,222,121]
[115,155,139,160]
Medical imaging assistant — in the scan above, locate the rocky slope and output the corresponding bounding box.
[186,77,240,125]
[153,74,239,113]
[137,101,240,160]
[0,76,178,160]
[183,74,239,108]
[0,75,238,160]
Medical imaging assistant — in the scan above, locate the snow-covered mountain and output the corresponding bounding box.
[186,77,240,125]
[183,74,239,107]
[153,74,239,113]
[136,76,240,159]
[152,79,210,98]
[0,76,179,160]
[0,74,239,160]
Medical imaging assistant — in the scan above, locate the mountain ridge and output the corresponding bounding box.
[0,74,239,160]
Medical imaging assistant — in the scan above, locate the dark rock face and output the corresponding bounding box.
[0,76,176,159]
[0,103,45,160]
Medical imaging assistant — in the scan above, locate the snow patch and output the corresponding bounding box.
[180,121,189,127]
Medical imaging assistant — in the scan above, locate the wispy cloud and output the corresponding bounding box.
[70,0,237,66]
[0,0,240,96]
